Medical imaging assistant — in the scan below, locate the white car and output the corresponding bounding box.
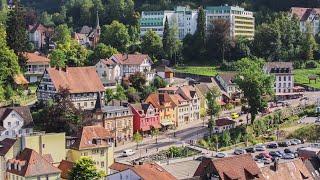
[122,149,135,157]
[255,145,266,151]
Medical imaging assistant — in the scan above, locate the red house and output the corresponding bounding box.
[129,103,161,134]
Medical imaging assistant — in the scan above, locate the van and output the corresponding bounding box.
[122,149,135,157]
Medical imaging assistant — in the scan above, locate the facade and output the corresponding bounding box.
[0,106,34,141]
[194,83,211,115]
[215,72,239,99]
[155,65,174,84]
[27,23,53,49]
[24,52,50,83]
[291,7,320,35]
[158,86,200,126]
[0,139,20,180]
[90,99,133,145]
[21,132,66,165]
[95,59,121,88]
[6,148,61,180]
[145,93,177,128]
[206,5,255,39]
[140,6,198,39]
[213,118,236,133]
[108,54,155,82]
[37,67,105,110]
[107,163,176,180]
[129,103,161,134]
[263,62,294,95]
[66,126,114,175]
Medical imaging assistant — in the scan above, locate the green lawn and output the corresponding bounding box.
[294,68,320,88]
[175,66,219,76]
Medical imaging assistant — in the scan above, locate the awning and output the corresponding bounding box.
[160,119,174,126]
[151,124,161,129]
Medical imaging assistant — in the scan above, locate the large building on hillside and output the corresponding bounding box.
[37,67,105,110]
[205,5,255,39]
[140,5,254,39]
[291,7,320,35]
[140,6,198,39]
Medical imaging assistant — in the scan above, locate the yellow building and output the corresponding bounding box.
[6,148,61,180]
[21,132,66,165]
[145,93,176,128]
[66,126,114,175]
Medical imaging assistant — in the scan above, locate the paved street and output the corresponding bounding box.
[114,91,320,163]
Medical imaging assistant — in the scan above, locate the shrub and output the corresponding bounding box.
[293,60,303,69]
[289,125,320,141]
[305,60,318,69]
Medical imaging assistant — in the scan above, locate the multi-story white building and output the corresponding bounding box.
[0,106,34,140]
[109,54,155,82]
[95,59,121,88]
[37,67,105,110]
[24,52,50,83]
[205,5,255,39]
[291,7,320,35]
[263,62,294,95]
[140,6,198,39]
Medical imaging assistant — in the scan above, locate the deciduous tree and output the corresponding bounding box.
[100,21,130,52]
[133,131,143,150]
[68,157,105,180]
[141,30,163,61]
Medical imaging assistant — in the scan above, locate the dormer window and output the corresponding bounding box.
[11,113,15,118]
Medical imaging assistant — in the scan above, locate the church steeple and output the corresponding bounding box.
[95,10,101,35]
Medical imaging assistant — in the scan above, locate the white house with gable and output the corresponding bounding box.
[0,106,34,140]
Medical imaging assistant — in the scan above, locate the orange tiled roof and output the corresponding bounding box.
[7,148,61,177]
[13,74,29,85]
[179,85,196,100]
[145,93,177,109]
[58,160,74,179]
[111,53,152,65]
[70,126,114,150]
[46,67,105,93]
[110,162,133,172]
[24,52,50,64]
[194,154,263,180]
[131,163,177,180]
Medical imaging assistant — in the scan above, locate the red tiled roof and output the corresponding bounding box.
[110,162,133,172]
[261,159,313,180]
[111,54,152,65]
[131,163,177,180]
[194,154,263,180]
[14,74,29,85]
[42,154,54,164]
[46,67,105,93]
[7,148,61,177]
[28,23,53,33]
[70,126,114,150]
[58,160,74,179]
[24,52,50,64]
[0,138,17,156]
[179,86,196,100]
[169,94,187,106]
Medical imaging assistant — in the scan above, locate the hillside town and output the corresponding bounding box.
[0,0,320,179]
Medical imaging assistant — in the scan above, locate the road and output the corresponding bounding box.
[114,91,320,163]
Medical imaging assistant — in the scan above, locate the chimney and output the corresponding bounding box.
[159,94,165,103]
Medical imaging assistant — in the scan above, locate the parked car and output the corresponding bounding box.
[255,145,266,151]
[245,147,256,153]
[278,141,291,147]
[231,112,239,119]
[215,152,226,158]
[310,143,320,148]
[289,140,298,145]
[267,143,278,149]
[291,139,302,144]
[300,97,309,101]
[256,152,272,159]
[234,149,246,155]
[122,149,135,157]
[282,153,295,159]
[284,148,294,154]
[269,151,282,158]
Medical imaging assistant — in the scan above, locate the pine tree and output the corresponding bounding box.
[195,7,206,48]
[6,0,28,54]
[162,16,170,58]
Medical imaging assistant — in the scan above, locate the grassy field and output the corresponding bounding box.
[294,68,320,89]
[175,66,219,76]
